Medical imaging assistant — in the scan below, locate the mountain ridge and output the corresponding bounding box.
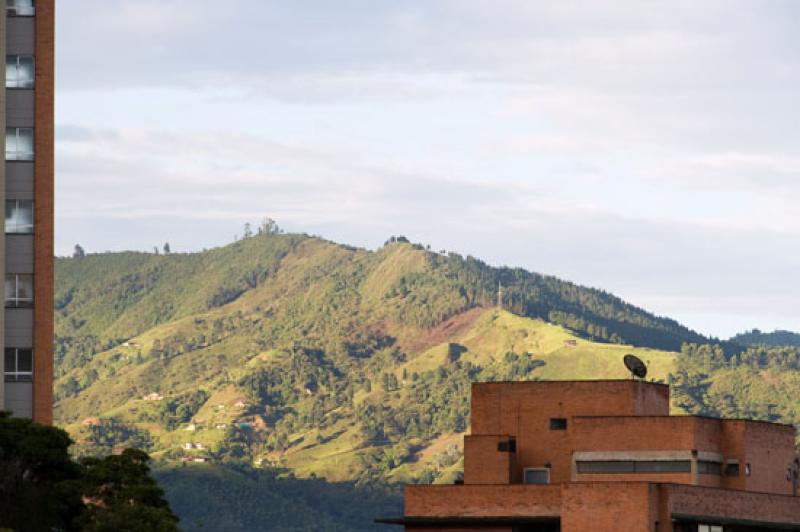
[51,231,800,530]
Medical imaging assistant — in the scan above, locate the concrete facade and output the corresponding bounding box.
[381,380,800,532]
[0,0,54,424]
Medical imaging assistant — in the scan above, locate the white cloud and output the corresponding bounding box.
[55,1,800,337]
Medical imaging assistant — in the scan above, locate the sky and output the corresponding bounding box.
[56,1,800,339]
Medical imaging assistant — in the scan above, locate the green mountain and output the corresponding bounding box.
[52,231,799,530]
[729,328,800,348]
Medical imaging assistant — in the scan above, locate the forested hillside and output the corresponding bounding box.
[729,329,800,348]
[53,229,800,530]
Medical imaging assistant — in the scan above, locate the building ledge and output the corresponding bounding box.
[375,516,560,526]
[673,513,800,530]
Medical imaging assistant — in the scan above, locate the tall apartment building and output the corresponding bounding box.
[380,380,800,532]
[0,0,54,424]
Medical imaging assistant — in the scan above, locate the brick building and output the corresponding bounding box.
[0,0,55,423]
[379,380,800,531]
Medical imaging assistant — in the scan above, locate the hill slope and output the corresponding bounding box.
[52,232,800,530]
[53,232,688,481]
[729,329,800,348]
[55,234,704,530]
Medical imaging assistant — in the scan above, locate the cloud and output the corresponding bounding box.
[55,2,800,337]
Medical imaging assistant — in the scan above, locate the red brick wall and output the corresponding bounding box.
[720,420,746,491]
[32,0,55,425]
[465,382,796,496]
[470,381,669,483]
[742,421,796,495]
[463,435,516,484]
[667,483,800,525]
[561,482,657,532]
[571,416,703,451]
[404,485,561,518]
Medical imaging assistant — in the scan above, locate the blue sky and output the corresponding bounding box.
[56,1,800,338]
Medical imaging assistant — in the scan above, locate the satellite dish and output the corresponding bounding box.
[624,354,647,379]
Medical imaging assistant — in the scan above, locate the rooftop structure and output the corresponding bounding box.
[380,380,800,531]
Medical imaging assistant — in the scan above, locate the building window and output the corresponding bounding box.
[5,200,33,233]
[745,463,752,476]
[5,273,33,308]
[698,461,722,475]
[6,55,34,89]
[576,460,691,474]
[724,461,740,477]
[550,418,567,430]
[578,461,634,473]
[497,439,516,452]
[523,468,550,485]
[6,127,34,161]
[4,348,32,381]
[6,0,35,16]
[698,525,723,532]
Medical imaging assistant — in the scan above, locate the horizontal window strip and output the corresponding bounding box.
[577,460,692,474]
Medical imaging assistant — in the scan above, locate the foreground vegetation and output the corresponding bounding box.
[0,412,178,531]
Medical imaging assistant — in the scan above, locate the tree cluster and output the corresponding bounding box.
[0,413,178,531]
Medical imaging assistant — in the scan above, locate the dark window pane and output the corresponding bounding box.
[577,460,691,474]
[524,469,549,484]
[635,460,691,473]
[698,461,722,475]
[550,418,567,430]
[16,349,32,372]
[5,274,16,304]
[725,462,739,477]
[577,461,635,473]
[4,348,15,372]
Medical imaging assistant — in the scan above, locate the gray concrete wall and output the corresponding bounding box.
[4,381,32,418]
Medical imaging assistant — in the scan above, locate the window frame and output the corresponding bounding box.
[6,54,35,89]
[549,418,568,430]
[5,273,34,308]
[6,0,35,17]
[4,347,33,381]
[523,467,550,485]
[5,199,34,234]
[5,127,35,161]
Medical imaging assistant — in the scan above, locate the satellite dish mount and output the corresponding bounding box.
[624,354,648,380]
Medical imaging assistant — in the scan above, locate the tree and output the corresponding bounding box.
[0,412,83,531]
[75,449,179,532]
[259,217,281,235]
[73,244,86,259]
[243,222,253,238]
[153,246,160,255]
[163,242,171,254]
[0,413,179,532]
